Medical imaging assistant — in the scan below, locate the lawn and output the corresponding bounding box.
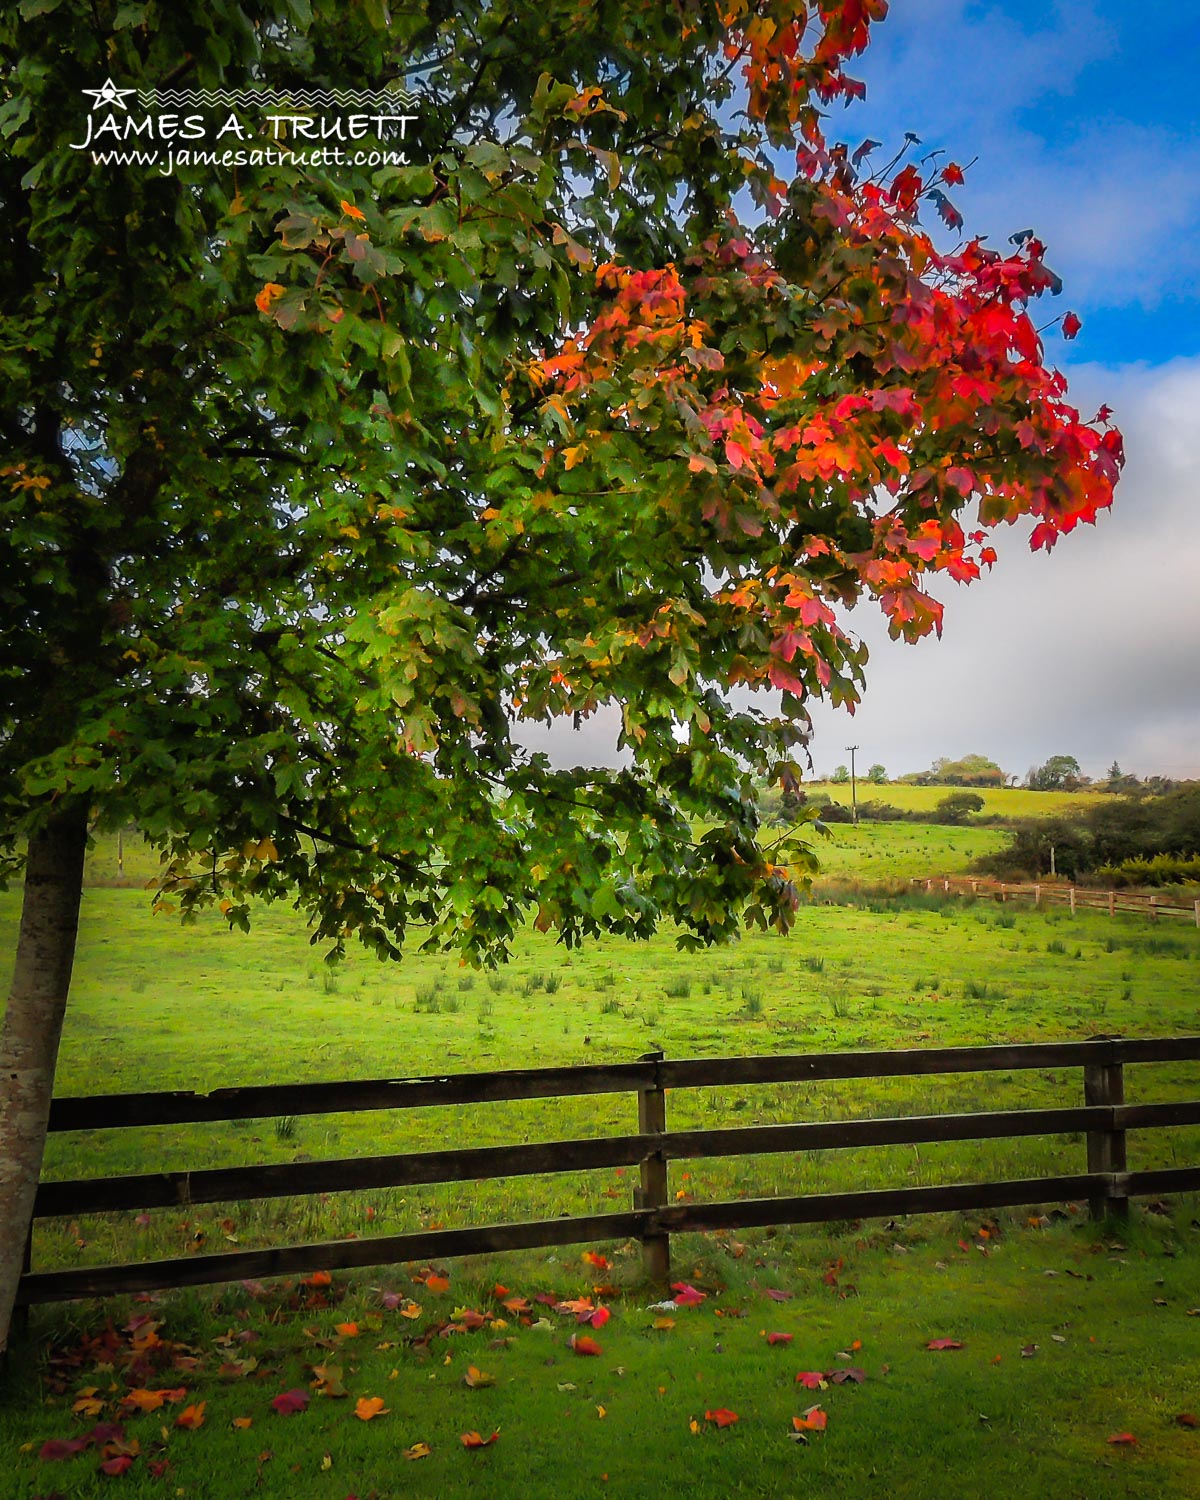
[801,782,1106,818]
[2,829,1199,1495]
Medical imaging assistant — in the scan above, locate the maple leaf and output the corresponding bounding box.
[404,1442,432,1459]
[941,162,965,186]
[232,1417,253,1430]
[463,1366,496,1389]
[271,1389,310,1416]
[569,1334,603,1356]
[354,1397,389,1421]
[582,1251,610,1270]
[100,1453,135,1475]
[1062,311,1082,339]
[705,1408,739,1427]
[671,1283,707,1307]
[926,1338,964,1351]
[1107,1433,1138,1446]
[72,1388,104,1418]
[424,1273,451,1294]
[254,283,285,315]
[793,1408,828,1432]
[39,1435,93,1460]
[174,1402,206,1430]
[796,1372,826,1389]
[460,1430,499,1448]
[335,1322,359,1338]
[766,1333,793,1346]
[339,200,366,221]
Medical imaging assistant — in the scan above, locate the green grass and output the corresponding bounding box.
[803,783,1107,818]
[2,1220,1199,1498]
[3,828,1200,1493]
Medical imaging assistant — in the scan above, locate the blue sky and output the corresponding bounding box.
[520,1,1200,782]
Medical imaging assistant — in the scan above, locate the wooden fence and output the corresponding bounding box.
[17,1036,1200,1309]
[916,876,1200,924]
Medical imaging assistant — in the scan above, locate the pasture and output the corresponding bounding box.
[2,825,1199,1496]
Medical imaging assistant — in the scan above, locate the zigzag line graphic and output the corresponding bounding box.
[135,88,418,109]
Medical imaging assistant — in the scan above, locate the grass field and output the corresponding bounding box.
[3,828,1200,1495]
[799,782,1107,818]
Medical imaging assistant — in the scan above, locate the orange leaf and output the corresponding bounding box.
[463,1366,496,1389]
[425,1274,450,1294]
[570,1334,602,1356]
[404,1441,432,1459]
[335,1322,359,1338]
[340,200,366,221]
[232,1417,253,1430]
[354,1397,389,1421]
[705,1408,739,1428]
[793,1408,827,1432]
[175,1402,206,1430]
[1175,1413,1199,1428]
[460,1430,499,1448]
[582,1251,610,1270]
[1107,1433,1138,1446]
[255,283,285,314]
[304,1270,332,1287]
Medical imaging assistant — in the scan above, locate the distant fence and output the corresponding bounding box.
[17,1036,1200,1310]
[915,876,1200,925]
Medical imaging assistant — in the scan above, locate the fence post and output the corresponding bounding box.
[1084,1041,1127,1222]
[1149,895,1158,922]
[636,1050,670,1285]
[1034,883,1040,906]
[1108,890,1115,918]
[1194,899,1199,930]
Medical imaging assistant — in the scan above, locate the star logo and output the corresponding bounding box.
[81,78,138,112]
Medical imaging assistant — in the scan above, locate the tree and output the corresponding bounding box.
[831,764,851,784]
[866,763,888,784]
[0,0,1123,1345]
[935,790,985,824]
[1027,754,1085,791]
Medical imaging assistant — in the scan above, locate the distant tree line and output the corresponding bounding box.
[976,785,1200,883]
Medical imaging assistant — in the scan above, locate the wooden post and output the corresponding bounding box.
[1034,883,1040,906]
[1194,899,1199,929]
[1084,1045,1127,1222]
[636,1050,670,1285]
[1149,896,1158,922]
[970,881,978,895]
[1108,890,1115,918]
[1069,887,1076,914]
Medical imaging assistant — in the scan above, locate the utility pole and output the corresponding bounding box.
[846,744,859,824]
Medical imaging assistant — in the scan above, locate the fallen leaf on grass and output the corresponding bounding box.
[765,1333,793,1346]
[828,1368,866,1385]
[335,1322,359,1338]
[597,1405,606,1419]
[1175,1413,1198,1428]
[582,1252,610,1270]
[570,1334,603,1356]
[40,1436,92,1460]
[671,1283,707,1307]
[460,1430,499,1448]
[653,1317,676,1331]
[796,1373,826,1390]
[463,1366,496,1389]
[232,1417,253,1430]
[1107,1433,1138,1446]
[72,1389,104,1418]
[793,1408,828,1432]
[99,1454,135,1475]
[121,1388,187,1414]
[404,1442,431,1460]
[705,1408,739,1427]
[764,1288,792,1302]
[927,1339,964,1351]
[424,1274,450,1295]
[271,1389,310,1416]
[354,1397,389,1421]
[399,1302,422,1320]
[174,1402,205,1430]
[1021,1345,1039,1358]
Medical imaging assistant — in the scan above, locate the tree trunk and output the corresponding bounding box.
[0,806,88,1352]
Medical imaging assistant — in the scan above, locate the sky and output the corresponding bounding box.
[519,0,1200,784]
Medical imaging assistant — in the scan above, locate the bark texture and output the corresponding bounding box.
[0,806,87,1351]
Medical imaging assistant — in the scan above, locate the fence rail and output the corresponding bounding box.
[915,876,1200,924]
[19,1035,1200,1308]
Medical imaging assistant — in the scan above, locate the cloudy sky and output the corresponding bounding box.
[521,0,1200,784]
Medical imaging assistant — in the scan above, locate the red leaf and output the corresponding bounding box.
[926,1338,964,1351]
[588,1306,611,1329]
[460,1430,499,1448]
[764,1288,792,1302]
[570,1334,603,1356]
[671,1283,707,1307]
[705,1408,739,1427]
[1062,312,1082,339]
[99,1454,135,1476]
[941,162,965,186]
[796,1372,825,1389]
[1107,1433,1138,1446]
[1174,1413,1198,1428]
[271,1389,310,1416]
[792,1408,827,1432]
[766,1332,793,1346]
[40,1436,93,1460]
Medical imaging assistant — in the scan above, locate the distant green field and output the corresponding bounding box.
[800,782,1106,818]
